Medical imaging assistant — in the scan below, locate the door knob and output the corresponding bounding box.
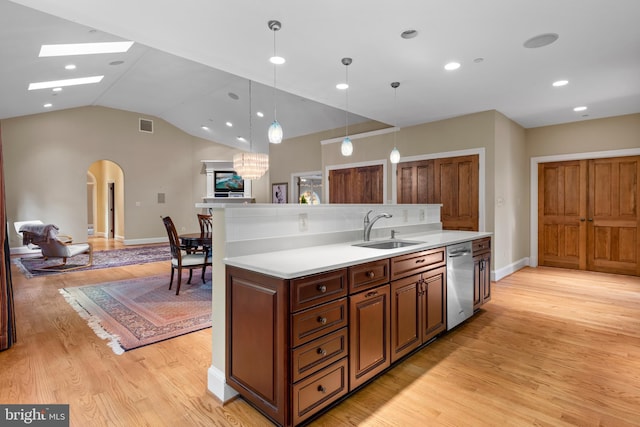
[580,218,586,222]
[588,218,594,222]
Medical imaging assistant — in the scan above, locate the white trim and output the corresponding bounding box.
[207,366,238,403]
[493,257,530,282]
[392,148,486,232]
[529,147,640,267]
[122,237,167,246]
[321,127,398,145]
[325,159,387,203]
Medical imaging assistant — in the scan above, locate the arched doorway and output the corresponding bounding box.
[87,160,124,242]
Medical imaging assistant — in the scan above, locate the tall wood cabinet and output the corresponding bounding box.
[473,237,491,309]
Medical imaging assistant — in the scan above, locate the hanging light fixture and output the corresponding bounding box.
[389,81,401,164]
[340,57,353,156]
[268,20,284,144]
[233,81,269,180]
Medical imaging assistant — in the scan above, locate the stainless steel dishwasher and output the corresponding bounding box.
[446,241,474,330]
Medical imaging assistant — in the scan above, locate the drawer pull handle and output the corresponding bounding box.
[317,348,327,356]
[317,385,327,394]
[365,290,378,298]
[318,316,327,325]
[317,284,327,293]
[366,271,375,278]
[415,259,426,263]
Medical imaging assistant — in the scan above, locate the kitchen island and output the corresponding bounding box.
[224,225,491,426]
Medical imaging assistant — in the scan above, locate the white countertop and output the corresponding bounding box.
[224,230,491,279]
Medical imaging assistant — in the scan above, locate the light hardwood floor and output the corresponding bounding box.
[1,238,639,426]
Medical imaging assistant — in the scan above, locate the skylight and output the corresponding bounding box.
[28,76,104,90]
[39,41,134,57]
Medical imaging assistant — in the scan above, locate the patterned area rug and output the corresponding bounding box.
[13,245,171,278]
[59,274,212,354]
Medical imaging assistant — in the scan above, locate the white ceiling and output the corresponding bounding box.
[3,0,640,152]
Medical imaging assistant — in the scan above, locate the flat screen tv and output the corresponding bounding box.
[214,171,244,192]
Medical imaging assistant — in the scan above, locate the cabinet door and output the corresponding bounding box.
[349,284,391,391]
[422,266,447,341]
[391,275,421,363]
[481,253,491,304]
[226,266,288,426]
[473,254,483,310]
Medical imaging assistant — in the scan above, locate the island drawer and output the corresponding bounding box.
[292,358,348,426]
[390,247,446,281]
[348,259,390,293]
[291,298,348,347]
[473,237,491,255]
[291,328,348,383]
[291,268,348,312]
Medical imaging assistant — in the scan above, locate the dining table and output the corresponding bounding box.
[179,232,212,256]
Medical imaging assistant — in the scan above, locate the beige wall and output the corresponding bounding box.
[2,106,249,246]
[526,113,640,157]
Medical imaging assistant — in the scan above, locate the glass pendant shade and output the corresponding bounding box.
[389,146,400,164]
[233,152,269,180]
[268,120,283,144]
[341,137,353,156]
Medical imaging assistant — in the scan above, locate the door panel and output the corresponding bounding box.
[587,156,640,275]
[538,161,587,270]
[329,165,383,204]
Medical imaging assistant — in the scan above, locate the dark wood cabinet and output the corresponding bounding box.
[226,246,451,426]
[349,284,391,390]
[473,237,491,309]
[390,248,447,363]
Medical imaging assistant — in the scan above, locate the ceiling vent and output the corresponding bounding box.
[139,118,153,133]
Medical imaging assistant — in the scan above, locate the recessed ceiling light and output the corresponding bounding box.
[523,33,559,48]
[236,136,247,142]
[28,76,104,90]
[336,83,348,90]
[444,62,461,71]
[43,103,52,108]
[65,64,76,70]
[39,41,134,57]
[553,80,569,87]
[269,56,285,65]
[573,106,588,112]
[401,29,418,39]
[225,122,233,127]
[52,87,62,92]
[201,126,210,131]
[256,111,264,118]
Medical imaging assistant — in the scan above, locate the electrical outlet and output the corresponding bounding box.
[298,213,308,232]
[403,209,408,223]
[419,209,425,222]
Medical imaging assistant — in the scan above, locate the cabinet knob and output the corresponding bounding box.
[317,385,327,394]
[317,348,327,356]
[580,218,586,222]
[588,218,594,222]
[366,271,375,279]
[317,284,327,293]
[317,316,327,325]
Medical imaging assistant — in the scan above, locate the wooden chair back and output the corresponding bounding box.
[197,213,213,237]
[162,216,182,260]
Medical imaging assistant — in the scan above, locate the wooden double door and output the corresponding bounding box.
[538,156,640,276]
[397,155,479,231]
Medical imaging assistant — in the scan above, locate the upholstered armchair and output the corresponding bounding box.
[19,223,93,270]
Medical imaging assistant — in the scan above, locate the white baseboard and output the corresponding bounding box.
[207,366,238,403]
[494,257,530,282]
[122,237,167,246]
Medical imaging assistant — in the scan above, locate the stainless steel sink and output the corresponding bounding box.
[352,239,424,249]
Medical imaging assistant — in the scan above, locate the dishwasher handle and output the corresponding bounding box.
[448,250,471,258]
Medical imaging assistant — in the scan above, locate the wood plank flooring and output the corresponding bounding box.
[1,238,639,426]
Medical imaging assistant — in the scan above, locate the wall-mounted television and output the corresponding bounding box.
[214,171,245,193]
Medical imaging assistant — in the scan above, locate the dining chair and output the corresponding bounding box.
[197,213,213,255]
[162,216,211,295]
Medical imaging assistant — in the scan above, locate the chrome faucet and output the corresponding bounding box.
[363,210,392,241]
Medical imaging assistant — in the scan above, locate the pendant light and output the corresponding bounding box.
[389,81,401,164]
[268,20,284,144]
[233,81,269,180]
[340,57,353,156]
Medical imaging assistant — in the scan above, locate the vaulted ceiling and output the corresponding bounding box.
[2,0,639,152]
